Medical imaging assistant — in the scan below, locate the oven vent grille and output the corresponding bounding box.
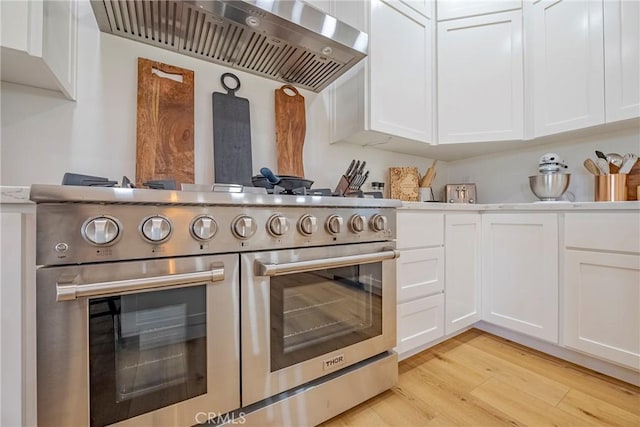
[90,0,367,92]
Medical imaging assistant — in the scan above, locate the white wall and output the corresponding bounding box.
[0,0,438,192]
[1,1,639,203]
[446,123,640,203]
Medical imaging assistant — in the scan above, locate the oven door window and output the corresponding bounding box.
[88,285,207,427]
[270,263,383,371]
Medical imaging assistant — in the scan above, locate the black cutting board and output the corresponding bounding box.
[212,73,253,186]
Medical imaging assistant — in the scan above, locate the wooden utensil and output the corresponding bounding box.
[136,58,194,187]
[420,160,438,187]
[213,73,253,186]
[583,158,600,175]
[275,85,306,177]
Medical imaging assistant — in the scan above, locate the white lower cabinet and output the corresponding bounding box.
[445,214,481,335]
[482,213,559,343]
[397,293,444,355]
[395,210,444,357]
[0,204,36,427]
[563,212,640,371]
[564,250,640,370]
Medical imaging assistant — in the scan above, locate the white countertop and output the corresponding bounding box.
[401,201,640,211]
[2,185,639,211]
[0,186,32,204]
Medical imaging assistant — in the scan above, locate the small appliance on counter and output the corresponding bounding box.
[444,184,477,203]
[529,153,570,202]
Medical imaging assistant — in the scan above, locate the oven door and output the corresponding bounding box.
[36,254,240,427]
[241,241,398,405]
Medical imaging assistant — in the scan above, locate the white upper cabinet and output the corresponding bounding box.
[604,0,640,123]
[525,0,604,138]
[0,0,77,100]
[437,10,523,143]
[405,0,434,18]
[437,0,522,21]
[330,0,435,146]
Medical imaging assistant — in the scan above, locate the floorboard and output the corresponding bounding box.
[321,329,640,427]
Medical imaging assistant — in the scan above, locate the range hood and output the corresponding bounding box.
[89,0,368,92]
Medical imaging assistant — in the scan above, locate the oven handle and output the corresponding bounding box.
[56,267,225,301]
[255,248,400,277]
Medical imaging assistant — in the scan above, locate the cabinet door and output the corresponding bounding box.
[402,0,434,19]
[437,10,523,143]
[445,214,481,335]
[564,250,640,370]
[397,247,444,302]
[527,0,604,137]
[482,214,558,342]
[42,0,77,99]
[0,0,77,99]
[437,0,522,21]
[604,0,640,122]
[369,0,433,143]
[397,293,444,356]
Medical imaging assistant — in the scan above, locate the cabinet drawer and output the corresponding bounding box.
[396,211,444,249]
[397,293,444,355]
[565,213,640,253]
[397,247,444,302]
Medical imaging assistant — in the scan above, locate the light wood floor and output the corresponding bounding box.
[322,329,640,426]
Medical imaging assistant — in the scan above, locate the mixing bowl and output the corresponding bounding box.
[529,174,570,201]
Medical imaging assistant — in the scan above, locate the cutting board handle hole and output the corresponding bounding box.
[280,85,300,97]
[221,73,241,94]
[151,68,184,83]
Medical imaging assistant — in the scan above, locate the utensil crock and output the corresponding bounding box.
[595,174,627,201]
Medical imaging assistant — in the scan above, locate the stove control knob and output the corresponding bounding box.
[369,214,388,232]
[232,215,257,239]
[141,216,172,243]
[267,214,289,237]
[191,215,218,241]
[349,214,366,233]
[298,214,318,236]
[82,216,120,245]
[326,215,343,235]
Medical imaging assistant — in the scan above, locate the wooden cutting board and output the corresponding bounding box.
[389,167,420,201]
[213,73,253,186]
[136,58,194,187]
[275,85,306,177]
[627,160,640,200]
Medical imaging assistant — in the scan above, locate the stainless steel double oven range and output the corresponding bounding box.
[31,185,400,426]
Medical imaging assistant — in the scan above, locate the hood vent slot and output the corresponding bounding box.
[91,0,368,92]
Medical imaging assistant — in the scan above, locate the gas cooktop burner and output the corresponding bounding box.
[268,186,333,196]
[61,173,369,198]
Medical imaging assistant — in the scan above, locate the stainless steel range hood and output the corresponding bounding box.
[89,0,368,92]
